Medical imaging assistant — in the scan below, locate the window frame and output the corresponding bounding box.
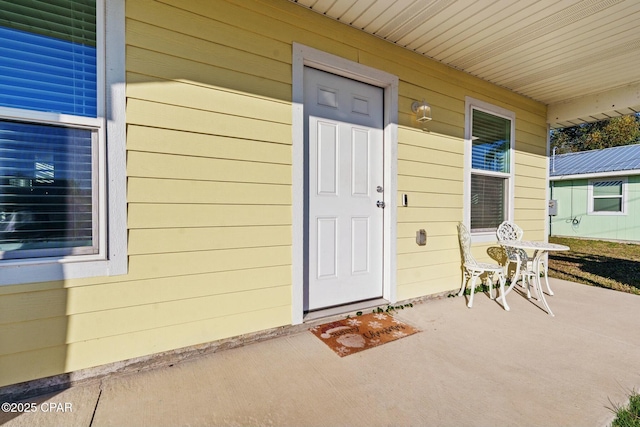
[464,97,516,243]
[0,0,126,285]
[588,177,627,215]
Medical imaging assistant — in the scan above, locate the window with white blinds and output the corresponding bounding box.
[466,101,514,234]
[0,0,100,260]
[589,179,626,214]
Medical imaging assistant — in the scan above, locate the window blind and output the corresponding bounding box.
[471,109,510,173]
[593,180,622,196]
[0,0,97,117]
[470,174,505,231]
[0,119,95,256]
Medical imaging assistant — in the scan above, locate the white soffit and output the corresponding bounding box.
[290,0,640,129]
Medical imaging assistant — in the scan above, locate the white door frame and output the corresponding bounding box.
[291,43,398,324]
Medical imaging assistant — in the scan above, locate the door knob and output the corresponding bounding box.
[376,201,385,208]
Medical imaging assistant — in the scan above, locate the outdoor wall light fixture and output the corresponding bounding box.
[411,99,432,129]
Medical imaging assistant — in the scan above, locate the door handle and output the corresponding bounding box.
[376,201,385,209]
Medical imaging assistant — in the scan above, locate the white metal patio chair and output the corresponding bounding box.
[496,221,553,299]
[457,223,509,311]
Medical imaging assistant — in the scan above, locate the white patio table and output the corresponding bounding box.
[498,240,570,316]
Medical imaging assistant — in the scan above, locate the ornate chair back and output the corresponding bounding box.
[497,221,525,263]
[457,222,477,268]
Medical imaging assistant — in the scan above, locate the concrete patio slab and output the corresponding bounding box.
[2,278,639,427]
[0,382,100,427]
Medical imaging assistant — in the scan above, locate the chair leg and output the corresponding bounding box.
[498,275,510,311]
[487,275,495,300]
[512,259,523,290]
[468,274,479,308]
[458,271,468,297]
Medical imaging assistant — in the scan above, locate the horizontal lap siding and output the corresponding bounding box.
[0,0,548,387]
[1,0,298,386]
[117,0,293,365]
[122,0,295,363]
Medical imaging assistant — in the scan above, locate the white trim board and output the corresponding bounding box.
[550,170,640,181]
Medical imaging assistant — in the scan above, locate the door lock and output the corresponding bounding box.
[376,186,383,193]
[376,201,386,209]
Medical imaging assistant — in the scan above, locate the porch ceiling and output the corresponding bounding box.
[290,0,640,129]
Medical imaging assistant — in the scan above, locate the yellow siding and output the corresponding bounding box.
[0,347,68,388]
[128,205,291,229]
[0,0,548,387]
[127,125,291,163]
[126,99,290,143]
[398,248,461,269]
[62,305,292,373]
[5,286,291,355]
[127,247,291,279]
[66,266,291,316]
[126,74,292,125]
[127,151,291,184]
[127,45,291,101]
[127,178,291,206]
[128,226,292,254]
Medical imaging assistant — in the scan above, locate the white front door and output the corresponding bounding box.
[304,67,385,311]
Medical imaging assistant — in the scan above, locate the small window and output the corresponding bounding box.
[465,99,515,236]
[589,179,626,214]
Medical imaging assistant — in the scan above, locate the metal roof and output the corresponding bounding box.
[550,144,640,178]
[290,0,640,129]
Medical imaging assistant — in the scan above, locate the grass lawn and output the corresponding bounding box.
[610,391,640,427]
[547,236,640,295]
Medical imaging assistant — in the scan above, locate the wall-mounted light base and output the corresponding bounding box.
[411,100,433,122]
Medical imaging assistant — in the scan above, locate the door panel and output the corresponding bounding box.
[351,217,369,274]
[317,217,337,279]
[352,128,370,196]
[317,122,338,195]
[304,67,384,310]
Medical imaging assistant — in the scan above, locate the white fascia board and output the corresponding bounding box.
[550,169,640,181]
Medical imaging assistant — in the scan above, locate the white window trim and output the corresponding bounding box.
[588,177,628,215]
[0,0,127,285]
[463,97,515,243]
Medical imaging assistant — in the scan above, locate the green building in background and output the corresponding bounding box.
[550,144,640,241]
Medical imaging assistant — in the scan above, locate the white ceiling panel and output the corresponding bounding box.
[290,0,640,128]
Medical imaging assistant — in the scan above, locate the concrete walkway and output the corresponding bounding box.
[1,278,639,427]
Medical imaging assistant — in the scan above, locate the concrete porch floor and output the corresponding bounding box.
[1,278,639,427]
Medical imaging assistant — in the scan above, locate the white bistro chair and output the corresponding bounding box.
[457,223,509,311]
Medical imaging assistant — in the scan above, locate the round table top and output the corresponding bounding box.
[498,240,570,251]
